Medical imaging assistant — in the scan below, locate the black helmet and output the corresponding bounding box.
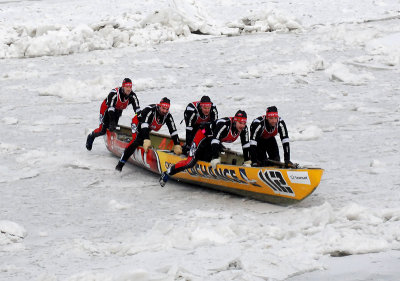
[234,110,247,122]
[157,97,171,114]
[235,110,247,118]
[159,97,170,105]
[122,78,132,87]
[200,95,211,104]
[266,106,278,117]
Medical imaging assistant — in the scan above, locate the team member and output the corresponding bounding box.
[86,78,140,151]
[115,97,182,172]
[183,95,218,151]
[159,110,251,187]
[249,106,293,167]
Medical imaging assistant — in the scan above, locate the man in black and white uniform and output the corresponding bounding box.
[159,110,251,187]
[115,97,182,172]
[86,78,140,151]
[183,95,218,152]
[249,106,293,167]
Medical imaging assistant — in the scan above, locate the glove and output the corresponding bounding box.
[143,139,151,152]
[173,144,182,155]
[211,157,221,169]
[109,120,117,132]
[243,160,252,167]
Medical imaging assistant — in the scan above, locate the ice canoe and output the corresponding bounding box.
[104,125,324,204]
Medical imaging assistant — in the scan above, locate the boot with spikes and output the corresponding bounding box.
[115,160,125,172]
[159,172,170,187]
[86,133,95,151]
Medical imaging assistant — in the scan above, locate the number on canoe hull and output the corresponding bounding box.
[258,170,295,196]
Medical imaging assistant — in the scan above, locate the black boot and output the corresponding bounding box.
[86,133,95,151]
[115,161,125,172]
[159,172,170,187]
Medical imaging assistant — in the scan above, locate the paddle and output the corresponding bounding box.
[264,159,300,169]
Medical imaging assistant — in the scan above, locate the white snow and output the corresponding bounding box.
[325,63,375,85]
[0,1,303,59]
[0,220,27,244]
[1,0,400,280]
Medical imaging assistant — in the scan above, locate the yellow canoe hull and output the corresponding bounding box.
[104,126,324,204]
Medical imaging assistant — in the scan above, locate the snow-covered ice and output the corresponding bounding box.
[1,0,400,280]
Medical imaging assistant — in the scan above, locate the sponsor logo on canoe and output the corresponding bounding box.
[258,170,295,196]
[287,171,311,185]
[164,162,261,187]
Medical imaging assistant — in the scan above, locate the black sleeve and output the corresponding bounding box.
[106,90,118,122]
[249,118,263,163]
[107,110,117,124]
[184,104,197,144]
[185,129,194,146]
[138,106,153,140]
[129,92,140,113]
[278,119,290,161]
[249,118,263,143]
[166,114,180,145]
[105,91,116,107]
[211,106,218,121]
[211,119,229,159]
[240,126,251,161]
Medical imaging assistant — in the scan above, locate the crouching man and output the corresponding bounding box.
[249,106,293,167]
[86,78,140,151]
[183,95,218,153]
[115,97,182,172]
[159,110,251,187]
